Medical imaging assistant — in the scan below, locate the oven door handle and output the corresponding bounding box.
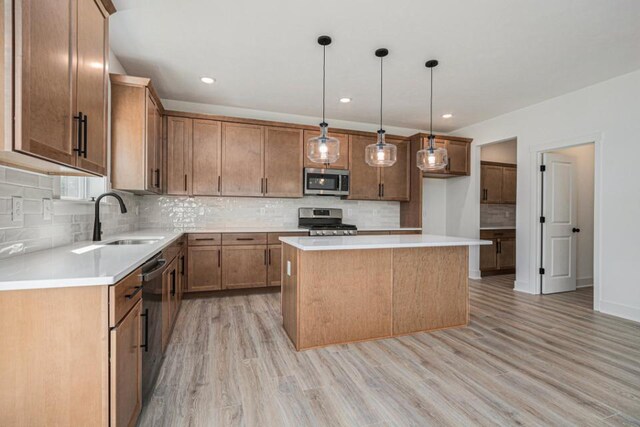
[141,259,167,282]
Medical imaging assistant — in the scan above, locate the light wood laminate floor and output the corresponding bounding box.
[139,278,639,426]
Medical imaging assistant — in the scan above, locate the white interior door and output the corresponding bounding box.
[542,152,578,294]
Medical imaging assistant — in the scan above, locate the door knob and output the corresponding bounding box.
[572,227,581,233]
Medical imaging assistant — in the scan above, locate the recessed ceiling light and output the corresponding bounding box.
[200,77,216,84]
[339,97,352,103]
[442,113,453,119]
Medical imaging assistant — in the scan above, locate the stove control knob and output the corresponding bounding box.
[332,230,338,235]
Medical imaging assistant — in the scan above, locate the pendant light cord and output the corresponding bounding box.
[380,55,383,133]
[322,44,326,125]
[429,66,434,151]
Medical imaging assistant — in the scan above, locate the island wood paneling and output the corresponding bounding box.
[392,246,469,335]
[281,243,298,347]
[297,249,393,349]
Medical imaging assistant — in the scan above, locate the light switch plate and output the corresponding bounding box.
[286,260,291,276]
[12,196,24,222]
[43,198,53,220]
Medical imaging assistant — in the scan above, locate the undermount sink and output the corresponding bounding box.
[106,239,158,245]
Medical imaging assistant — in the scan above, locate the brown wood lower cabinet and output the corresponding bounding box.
[267,245,282,286]
[222,245,268,289]
[480,229,516,276]
[187,246,222,292]
[110,299,142,427]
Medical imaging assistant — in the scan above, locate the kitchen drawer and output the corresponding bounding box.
[391,230,421,235]
[480,229,515,239]
[188,233,222,246]
[163,237,186,262]
[358,231,391,236]
[222,233,268,245]
[109,268,143,327]
[267,232,307,245]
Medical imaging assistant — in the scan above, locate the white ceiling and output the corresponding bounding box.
[110,0,640,133]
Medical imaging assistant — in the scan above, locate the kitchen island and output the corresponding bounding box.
[279,234,491,350]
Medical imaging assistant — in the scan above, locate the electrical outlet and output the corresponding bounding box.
[286,261,291,276]
[12,196,24,222]
[43,198,53,220]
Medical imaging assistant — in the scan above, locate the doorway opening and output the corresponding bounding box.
[479,138,517,289]
[537,143,595,306]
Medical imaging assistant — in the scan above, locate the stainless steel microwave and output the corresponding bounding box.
[304,168,350,196]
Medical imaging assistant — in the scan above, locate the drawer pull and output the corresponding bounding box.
[236,237,255,241]
[195,238,216,241]
[125,285,143,300]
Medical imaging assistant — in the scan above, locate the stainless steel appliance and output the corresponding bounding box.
[140,253,167,404]
[298,207,358,236]
[304,168,350,196]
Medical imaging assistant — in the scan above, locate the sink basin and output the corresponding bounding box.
[106,239,158,245]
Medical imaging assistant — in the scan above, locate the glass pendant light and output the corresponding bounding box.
[307,35,340,165]
[365,48,397,167]
[417,60,448,171]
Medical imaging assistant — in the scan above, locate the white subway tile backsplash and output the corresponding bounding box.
[139,195,400,229]
[480,204,516,228]
[0,166,140,259]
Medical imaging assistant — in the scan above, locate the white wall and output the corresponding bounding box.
[422,178,447,235]
[553,144,594,288]
[443,68,640,322]
[480,139,517,163]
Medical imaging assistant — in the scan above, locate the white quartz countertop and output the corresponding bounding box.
[175,226,422,233]
[280,234,492,251]
[0,226,423,291]
[0,230,184,292]
[479,226,516,230]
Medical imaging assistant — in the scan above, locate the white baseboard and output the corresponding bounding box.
[514,280,535,294]
[469,270,482,280]
[599,300,640,323]
[576,277,593,288]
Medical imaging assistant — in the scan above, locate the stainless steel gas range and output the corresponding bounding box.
[298,207,357,236]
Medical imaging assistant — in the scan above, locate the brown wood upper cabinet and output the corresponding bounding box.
[192,119,222,196]
[221,123,264,196]
[303,130,349,170]
[219,123,302,198]
[166,116,192,195]
[264,127,303,197]
[418,135,472,178]
[165,117,222,196]
[8,0,112,176]
[348,135,410,201]
[111,75,164,194]
[481,162,517,204]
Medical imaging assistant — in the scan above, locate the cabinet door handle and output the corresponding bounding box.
[180,255,185,276]
[171,270,176,296]
[155,169,160,188]
[218,250,221,267]
[217,176,221,193]
[264,249,267,265]
[447,156,451,172]
[82,114,88,158]
[73,112,83,155]
[260,178,264,194]
[140,308,149,352]
[381,183,385,198]
[195,237,216,241]
[265,177,268,194]
[184,174,188,192]
[497,239,502,254]
[125,285,143,300]
[268,249,271,265]
[236,237,254,241]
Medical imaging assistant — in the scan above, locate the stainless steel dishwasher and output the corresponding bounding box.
[140,253,167,404]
